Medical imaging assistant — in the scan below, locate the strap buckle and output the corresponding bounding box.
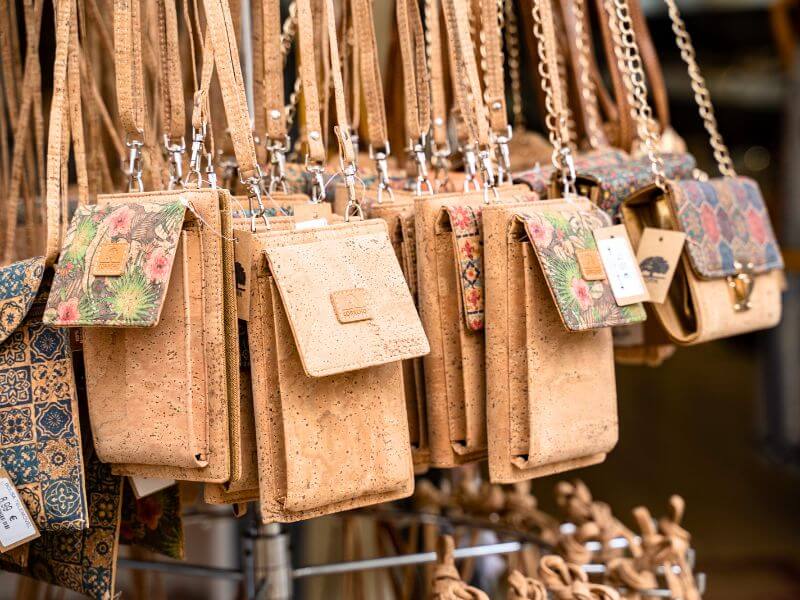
[494,125,513,185]
[407,137,433,196]
[266,136,291,194]
[241,166,269,232]
[461,146,481,193]
[163,135,186,190]
[305,158,327,203]
[186,125,206,188]
[123,135,145,193]
[369,142,395,203]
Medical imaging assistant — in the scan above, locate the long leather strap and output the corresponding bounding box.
[295,0,326,165]
[478,0,507,138]
[396,0,431,145]
[156,0,185,143]
[352,0,389,152]
[260,0,287,142]
[114,0,145,140]
[425,0,449,151]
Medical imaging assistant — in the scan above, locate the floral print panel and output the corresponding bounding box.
[522,203,647,331]
[44,200,186,327]
[668,177,783,279]
[0,265,88,531]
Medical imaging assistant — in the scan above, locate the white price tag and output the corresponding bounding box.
[294,217,328,231]
[593,225,649,305]
[129,477,176,499]
[0,475,38,551]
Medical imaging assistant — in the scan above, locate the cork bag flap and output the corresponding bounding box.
[666,177,783,279]
[521,199,647,331]
[263,219,429,377]
[44,199,187,327]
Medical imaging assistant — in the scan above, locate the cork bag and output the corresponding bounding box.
[483,198,646,483]
[249,219,428,522]
[44,189,239,484]
[621,178,783,344]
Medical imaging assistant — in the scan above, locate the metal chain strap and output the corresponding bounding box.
[663,0,735,177]
[280,1,298,59]
[504,0,525,128]
[605,0,665,185]
[572,0,604,148]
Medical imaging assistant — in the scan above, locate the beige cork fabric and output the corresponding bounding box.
[482,201,618,484]
[81,189,239,484]
[248,219,426,522]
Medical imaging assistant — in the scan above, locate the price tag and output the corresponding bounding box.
[234,230,254,321]
[294,218,328,231]
[635,227,686,304]
[593,225,649,305]
[129,477,176,500]
[0,467,39,552]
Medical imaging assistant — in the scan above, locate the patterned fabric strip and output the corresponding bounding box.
[669,176,784,278]
[445,204,486,331]
[522,203,647,332]
[0,257,45,344]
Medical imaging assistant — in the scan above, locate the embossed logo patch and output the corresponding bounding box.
[330,288,372,323]
[575,248,606,281]
[92,242,129,276]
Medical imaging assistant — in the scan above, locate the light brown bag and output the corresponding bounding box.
[202,0,428,520]
[620,0,783,345]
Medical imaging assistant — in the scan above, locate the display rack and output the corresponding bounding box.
[117,509,707,600]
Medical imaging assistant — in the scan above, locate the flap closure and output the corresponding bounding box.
[520,200,647,331]
[263,220,429,377]
[576,153,696,217]
[667,177,783,279]
[44,199,186,327]
[0,257,46,344]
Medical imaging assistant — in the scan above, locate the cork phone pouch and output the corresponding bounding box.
[414,185,533,468]
[621,177,783,345]
[483,199,646,483]
[249,219,428,522]
[44,189,239,484]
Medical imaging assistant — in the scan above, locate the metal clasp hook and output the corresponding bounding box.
[123,135,145,193]
[461,146,481,192]
[164,135,186,190]
[727,261,754,312]
[494,125,513,186]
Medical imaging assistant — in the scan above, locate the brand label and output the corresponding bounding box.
[635,227,686,304]
[593,225,649,305]
[0,468,38,552]
[92,242,129,276]
[575,248,606,281]
[330,288,372,323]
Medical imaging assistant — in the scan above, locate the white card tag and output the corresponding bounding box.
[295,217,328,230]
[0,468,39,552]
[593,225,650,305]
[129,477,176,500]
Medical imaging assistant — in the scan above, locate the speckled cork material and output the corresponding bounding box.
[70,189,239,484]
[368,194,430,472]
[482,200,620,484]
[413,185,532,468]
[248,219,424,522]
[621,180,783,345]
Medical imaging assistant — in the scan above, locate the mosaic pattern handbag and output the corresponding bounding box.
[0,257,88,532]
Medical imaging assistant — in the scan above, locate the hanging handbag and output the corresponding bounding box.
[483,0,645,483]
[620,0,783,345]
[0,0,89,536]
[44,0,240,486]
[203,0,428,521]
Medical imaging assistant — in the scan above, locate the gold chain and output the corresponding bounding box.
[572,0,604,148]
[280,1,298,60]
[605,0,665,185]
[504,0,525,128]
[663,0,735,177]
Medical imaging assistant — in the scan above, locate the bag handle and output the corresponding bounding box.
[396,0,433,195]
[662,0,735,177]
[441,0,497,197]
[156,0,187,189]
[425,0,453,189]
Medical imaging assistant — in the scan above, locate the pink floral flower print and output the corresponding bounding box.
[144,248,172,283]
[570,277,592,311]
[106,206,134,237]
[527,216,553,248]
[57,298,80,323]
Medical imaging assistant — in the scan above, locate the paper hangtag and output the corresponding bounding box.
[0,467,39,552]
[129,477,176,500]
[635,227,686,304]
[293,202,331,227]
[593,225,650,306]
[234,230,254,321]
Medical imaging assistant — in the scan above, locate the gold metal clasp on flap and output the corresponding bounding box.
[727,261,754,312]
